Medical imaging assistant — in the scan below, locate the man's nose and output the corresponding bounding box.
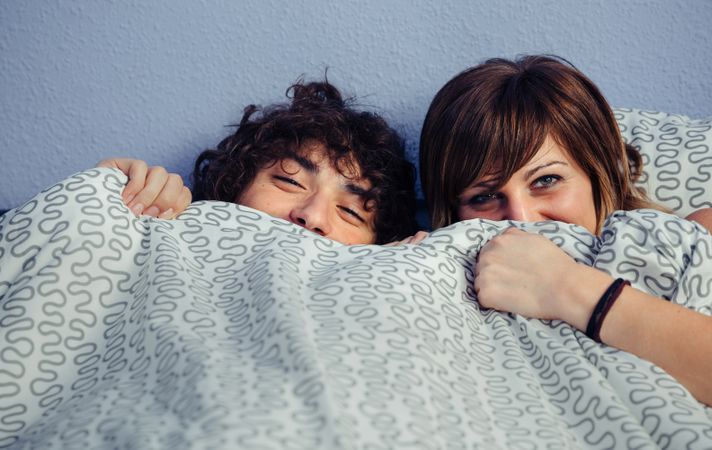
[289,195,331,236]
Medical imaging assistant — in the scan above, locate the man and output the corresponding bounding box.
[99,80,418,245]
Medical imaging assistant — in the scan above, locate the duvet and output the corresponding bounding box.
[1,168,711,449]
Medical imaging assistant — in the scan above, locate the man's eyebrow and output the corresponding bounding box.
[524,160,567,180]
[344,183,369,197]
[291,155,370,199]
[291,154,318,173]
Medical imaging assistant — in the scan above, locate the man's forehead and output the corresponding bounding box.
[294,144,370,189]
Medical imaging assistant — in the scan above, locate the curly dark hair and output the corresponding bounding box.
[192,80,418,244]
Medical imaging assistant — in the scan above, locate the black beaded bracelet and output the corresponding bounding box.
[585,278,630,343]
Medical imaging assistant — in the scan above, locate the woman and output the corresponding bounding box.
[418,55,712,405]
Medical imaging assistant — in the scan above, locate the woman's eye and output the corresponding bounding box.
[467,192,500,206]
[532,175,561,188]
[339,206,365,223]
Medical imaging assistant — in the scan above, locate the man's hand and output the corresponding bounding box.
[384,230,430,246]
[97,158,192,219]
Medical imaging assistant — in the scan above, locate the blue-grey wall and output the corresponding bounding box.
[2,0,711,210]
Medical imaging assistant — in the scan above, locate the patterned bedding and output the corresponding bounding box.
[1,168,712,449]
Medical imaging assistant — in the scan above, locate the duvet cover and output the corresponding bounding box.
[1,168,711,449]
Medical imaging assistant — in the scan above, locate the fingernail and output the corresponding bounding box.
[143,206,160,217]
[159,208,174,219]
[131,203,144,216]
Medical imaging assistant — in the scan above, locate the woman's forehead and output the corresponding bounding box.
[471,135,575,184]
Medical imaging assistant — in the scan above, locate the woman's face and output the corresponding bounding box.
[456,135,598,234]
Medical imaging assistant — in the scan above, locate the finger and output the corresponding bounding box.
[473,271,497,307]
[474,245,495,271]
[178,187,192,212]
[156,185,191,219]
[158,208,175,220]
[121,161,149,204]
[384,235,412,246]
[480,235,498,251]
[410,231,430,244]
[96,158,147,203]
[143,205,160,218]
[127,166,168,215]
[96,158,143,176]
[96,158,119,169]
[487,228,523,248]
[151,173,191,217]
[172,186,192,217]
[503,227,528,236]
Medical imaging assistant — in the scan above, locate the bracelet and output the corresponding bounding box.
[585,278,630,343]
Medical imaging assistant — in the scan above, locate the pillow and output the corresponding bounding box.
[614,108,712,217]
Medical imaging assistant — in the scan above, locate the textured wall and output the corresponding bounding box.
[1,0,711,209]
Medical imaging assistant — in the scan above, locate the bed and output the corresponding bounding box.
[1,108,711,449]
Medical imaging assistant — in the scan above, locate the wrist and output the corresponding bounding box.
[585,278,630,342]
[557,264,615,331]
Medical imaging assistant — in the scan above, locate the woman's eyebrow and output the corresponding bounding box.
[524,160,567,179]
[474,181,495,188]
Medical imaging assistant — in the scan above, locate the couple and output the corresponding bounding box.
[99,55,712,406]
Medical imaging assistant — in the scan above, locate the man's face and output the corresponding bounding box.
[237,144,376,245]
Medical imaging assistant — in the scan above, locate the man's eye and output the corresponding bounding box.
[274,176,303,188]
[339,206,365,223]
[532,175,561,188]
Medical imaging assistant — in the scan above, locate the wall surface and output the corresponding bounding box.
[2,0,711,209]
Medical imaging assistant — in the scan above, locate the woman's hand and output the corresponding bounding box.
[475,227,606,329]
[475,227,712,405]
[97,158,192,219]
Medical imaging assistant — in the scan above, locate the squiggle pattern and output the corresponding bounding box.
[615,108,712,217]
[1,168,712,450]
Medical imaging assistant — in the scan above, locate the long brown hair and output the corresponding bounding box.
[419,55,660,231]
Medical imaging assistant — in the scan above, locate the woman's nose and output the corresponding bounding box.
[504,196,544,223]
[289,195,331,236]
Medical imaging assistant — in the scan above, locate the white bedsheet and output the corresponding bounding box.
[1,168,711,449]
